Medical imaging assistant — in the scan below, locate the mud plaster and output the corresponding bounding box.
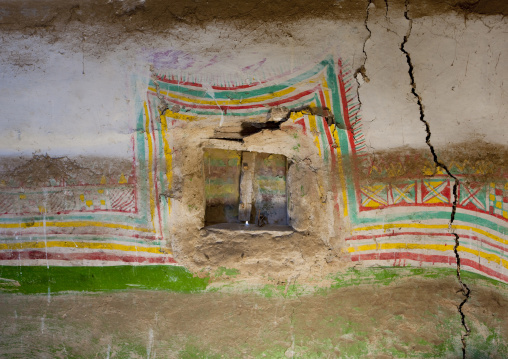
[165,116,350,283]
[0,274,506,357]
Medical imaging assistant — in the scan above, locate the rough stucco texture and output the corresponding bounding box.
[0,0,507,356]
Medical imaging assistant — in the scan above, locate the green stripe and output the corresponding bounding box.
[0,265,208,294]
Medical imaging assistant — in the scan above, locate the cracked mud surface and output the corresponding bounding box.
[0,273,506,358]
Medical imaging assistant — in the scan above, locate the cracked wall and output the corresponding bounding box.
[0,0,507,357]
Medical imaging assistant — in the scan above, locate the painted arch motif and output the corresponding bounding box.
[0,55,506,284]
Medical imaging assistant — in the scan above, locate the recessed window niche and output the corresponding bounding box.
[203,148,289,229]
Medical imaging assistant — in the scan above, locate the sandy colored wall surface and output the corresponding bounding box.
[0,1,507,356]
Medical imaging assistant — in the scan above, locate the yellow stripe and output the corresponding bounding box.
[307,114,322,158]
[353,223,508,245]
[289,111,304,122]
[160,114,173,216]
[163,109,197,122]
[148,86,297,106]
[330,124,348,217]
[314,135,322,158]
[144,102,156,225]
[0,221,153,232]
[321,75,332,109]
[0,241,168,254]
[308,114,317,133]
[454,224,508,245]
[347,242,508,269]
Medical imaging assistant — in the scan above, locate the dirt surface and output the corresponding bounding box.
[0,273,506,358]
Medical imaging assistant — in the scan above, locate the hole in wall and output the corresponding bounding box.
[203,148,289,230]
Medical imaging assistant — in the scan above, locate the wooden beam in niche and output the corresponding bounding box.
[238,152,256,222]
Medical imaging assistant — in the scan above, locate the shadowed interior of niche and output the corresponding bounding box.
[203,148,291,231]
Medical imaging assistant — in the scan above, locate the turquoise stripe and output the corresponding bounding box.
[153,58,332,100]
[351,210,508,236]
[325,58,345,130]
[152,99,167,232]
[135,109,151,223]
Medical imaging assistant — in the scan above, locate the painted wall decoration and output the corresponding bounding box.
[204,148,241,225]
[0,52,506,285]
[0,127,174,266]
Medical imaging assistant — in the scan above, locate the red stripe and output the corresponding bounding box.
[337,59,364,210]
[295,118,307,135]
[318,87,327,109]
[0,250,177,264]
[322,117,335,146]
[151,86,319,111]
[351,251,508,283]
[155,63,324,91]
[154,76,203,88]
[357,200,502,212]
[155,64,328,91]
[336,60,351,131]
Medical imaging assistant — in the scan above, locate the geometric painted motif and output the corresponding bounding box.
[0,186,136,215]
[358,179,508,223]
[459,182,487,211]
[388,181,416,205]
[360,184,388,208]
[422,179,450,204]
[489,182,508,219]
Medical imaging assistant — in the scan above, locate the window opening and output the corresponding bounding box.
[204,149,288,227]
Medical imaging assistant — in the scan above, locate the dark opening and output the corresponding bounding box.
[204,148,288,227]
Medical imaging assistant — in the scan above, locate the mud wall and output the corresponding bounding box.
[0,0,506,287]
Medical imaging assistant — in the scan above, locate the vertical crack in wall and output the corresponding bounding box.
[399,1,471,357]
[354,0,373,111]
